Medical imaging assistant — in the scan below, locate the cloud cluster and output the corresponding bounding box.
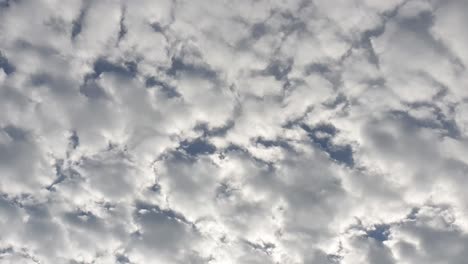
[1,0,468,263]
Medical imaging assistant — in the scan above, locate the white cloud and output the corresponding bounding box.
[1,0,468,263]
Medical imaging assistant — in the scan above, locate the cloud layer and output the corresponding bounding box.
[1,0,468,263]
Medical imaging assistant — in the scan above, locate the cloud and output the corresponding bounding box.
[1,0,468,263]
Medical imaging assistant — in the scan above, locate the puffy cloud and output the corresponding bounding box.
[1,0,468,263]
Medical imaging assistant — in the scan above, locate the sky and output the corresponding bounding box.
[0,0,468,263]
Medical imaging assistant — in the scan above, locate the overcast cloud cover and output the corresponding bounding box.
[1,0,468,263]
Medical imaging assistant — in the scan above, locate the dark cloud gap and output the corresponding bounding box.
[390,109,460,138]
[99,201,116,212]
[167,57,218,80]
[302,123,337,135]
[398,10,434,35]
[259,59,293,81]
[355,1,411,67]
[30,73,53,86]
[23,202,51,219]
[0,192,32,208]
[215,182,239,200]
[328,145,354,166]
[244,240,276,255]
[64,208,101,227]
[1,0,468,262]
[44,15,69,34]
[46,161,82,191]
[396,7,454,59]
[0,52,16,75]
[178,138,216,156]
[92,58,138,79]
[29,73,79,98]
[71,6,87,40]
[107,141,123,151]
[254,137,292,150]
[145,76,180,98]
[13,39,59,57]
[357,11,394,68]
[3,125,28,141]
[117,6,128,44]
[278,11,307,34]
[46,160,66,191]
[116,254,131,264]
[251,22,269,40]
[134,202,193,227]
[130,229,143,240]
[150,22,165,33]
[361,22,386,41]
[79,78,108,99]
[223,144,276,171]
[365,78,386,87]
[0,197,16,213]
[0,246,13,253]
[194,121,235,137]
[366,224,391,242]
[0,248,40,264]
[79,58,138,98]
[406,207,420,220]
[322,93,348,109]
[304,63,341,89]
[358,34,381,67]
[301,123,354,167]
[151,148,180,163]
[251,11,304,50]
[149,21,173,44]
[327,253,343,264]
[0,0,18,9]
[149,183,161,193]
[69,130,80,150]
[304,63,331,75]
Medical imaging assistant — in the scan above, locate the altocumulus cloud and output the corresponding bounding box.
[1,0,468,263]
